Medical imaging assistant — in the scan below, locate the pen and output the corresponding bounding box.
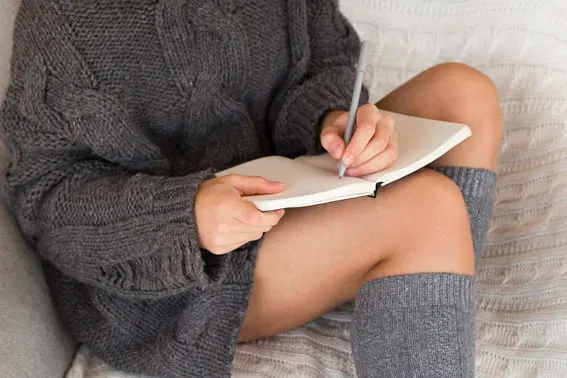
[338,40,369,179]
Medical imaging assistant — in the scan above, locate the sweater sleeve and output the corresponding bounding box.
[0,50,224,300]
[0,97,220,299]
[268,0,370,157]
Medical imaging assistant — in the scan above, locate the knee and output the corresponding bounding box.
[427,62,503,151]
[380,169,475,276]
[405,169,470,233]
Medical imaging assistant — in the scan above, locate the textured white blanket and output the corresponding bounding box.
[64,0,567,377]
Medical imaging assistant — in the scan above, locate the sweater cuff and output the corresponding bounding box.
[151,169,220,288]
[151,169,257,289]
[100,170,222,297]
[151,169,215,215]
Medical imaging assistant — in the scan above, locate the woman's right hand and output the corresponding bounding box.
[195,175,286,255]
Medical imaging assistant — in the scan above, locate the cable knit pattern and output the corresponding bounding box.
[0,0,364,377]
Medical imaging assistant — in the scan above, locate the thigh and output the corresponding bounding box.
[239,169,474,342]
[239,195,389,342]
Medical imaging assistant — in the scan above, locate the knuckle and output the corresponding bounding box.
[359,125,376,137]
[222,174,238,184]
[245,211,261,225]
[360,103,378,114]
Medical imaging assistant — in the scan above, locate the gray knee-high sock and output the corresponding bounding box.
[352,273,475,378]
[435,167,497,262]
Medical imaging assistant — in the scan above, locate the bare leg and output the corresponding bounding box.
[239,169,473,341]
[240,63,501,341]
[377,62,503,261]
[377,62,503,170]
[238,62,500,378]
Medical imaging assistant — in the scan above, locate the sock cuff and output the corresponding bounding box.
[435,166,496,198]
[356,273,475,311]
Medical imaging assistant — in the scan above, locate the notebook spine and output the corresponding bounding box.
[369,182,382,198]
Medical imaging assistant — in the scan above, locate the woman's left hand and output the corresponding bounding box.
[320,104,398,177]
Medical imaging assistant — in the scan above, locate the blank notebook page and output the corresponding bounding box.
[217,156,373,208]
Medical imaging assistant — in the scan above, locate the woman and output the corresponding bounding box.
[0,0,501,377]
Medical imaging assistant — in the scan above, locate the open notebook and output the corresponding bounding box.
[216,110,471,211]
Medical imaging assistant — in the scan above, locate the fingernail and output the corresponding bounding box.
[342,153,354,166]
[347,168,359,176]
[277,209,285,217]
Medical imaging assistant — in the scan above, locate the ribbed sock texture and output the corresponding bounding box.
[352,273,475,378]
[435,167,497,262]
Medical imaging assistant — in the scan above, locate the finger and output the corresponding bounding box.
[210,233,264,255]
[346,139,398,176]
[351,137,388,168]
[216,231,266,246]
[352,114,395,168]
[211,243,245,255]
[342,105,380,166]
[376,113,395,148]
[243,209,285,227]
[320,124,346,160]
[222,175,285,196]
[232,200,285,227]
[227,220,275,233]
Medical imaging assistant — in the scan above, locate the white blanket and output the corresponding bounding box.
[66,0,567,377]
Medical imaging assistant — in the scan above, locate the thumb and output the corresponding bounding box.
[223,175,286,196]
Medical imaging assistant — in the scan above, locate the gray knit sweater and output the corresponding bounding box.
[0,0,367,376]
